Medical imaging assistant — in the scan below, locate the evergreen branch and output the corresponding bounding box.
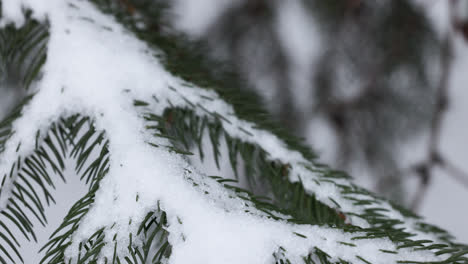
[137,99,467,262]
[146,106,345,226]
[88,0,317,163]
[115,2,467,258]
[0,110,106,263]
[0,0,465,263]
[40,117,109,263]
[0,17,49,90]
[0,119,70,263]
[0,18,53,262]
[0,94,33,153]
[38,117,170,264]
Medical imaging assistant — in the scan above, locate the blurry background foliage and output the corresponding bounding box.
[162,0,468,210]
[159,0,447,208]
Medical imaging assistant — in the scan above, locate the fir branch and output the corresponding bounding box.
[0,1,466,263]
[0,17,48,90]
[0,119,70,263]
[40,117,109,263]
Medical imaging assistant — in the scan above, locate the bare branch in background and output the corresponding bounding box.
[410,0,468,210]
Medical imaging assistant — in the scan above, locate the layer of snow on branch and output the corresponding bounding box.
[0,0,447,263]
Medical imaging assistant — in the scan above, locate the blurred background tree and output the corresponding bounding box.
[162,0,443,206]
[157,0,468,212]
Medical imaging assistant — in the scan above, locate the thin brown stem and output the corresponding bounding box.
[438,157,468,188]
[409,2,456,210]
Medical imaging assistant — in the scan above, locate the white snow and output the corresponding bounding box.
[170,0,240,37]
[0,0,457,263]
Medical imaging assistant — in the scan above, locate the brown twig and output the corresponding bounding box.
[439,157,468,189]
[411,33,452,210]
[410,0,468,210]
